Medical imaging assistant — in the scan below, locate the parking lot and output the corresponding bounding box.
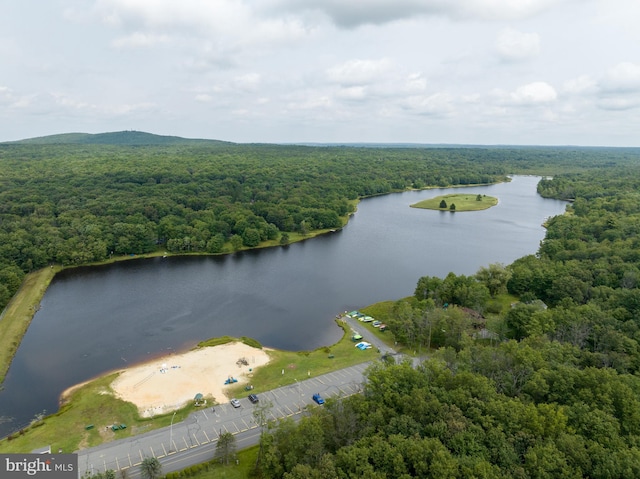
[77,361,371,477]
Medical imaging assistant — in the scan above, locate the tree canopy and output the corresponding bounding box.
[2,140,617,313]
[251,156,640,479]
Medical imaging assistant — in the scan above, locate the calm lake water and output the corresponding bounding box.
[0,176,567,436]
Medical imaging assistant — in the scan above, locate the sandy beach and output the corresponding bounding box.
[109,342,271,417]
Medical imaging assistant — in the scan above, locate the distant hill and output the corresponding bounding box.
[7,131,233,146]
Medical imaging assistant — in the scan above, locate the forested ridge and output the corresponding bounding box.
[1,134,619,311]
[4,135,640,478]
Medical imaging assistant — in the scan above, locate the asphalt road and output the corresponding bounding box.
[77,315,397,478]
[77,361,370,478]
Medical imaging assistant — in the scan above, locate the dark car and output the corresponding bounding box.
[230,398,241,408]
[248,393,259,404]
[312,393,325,405]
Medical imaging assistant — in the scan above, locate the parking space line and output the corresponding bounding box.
[150,445,155,457]
[203,430,210,442]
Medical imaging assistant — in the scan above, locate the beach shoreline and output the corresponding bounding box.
[64,342,271,418]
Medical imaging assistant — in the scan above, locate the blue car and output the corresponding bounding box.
[312,393,325,405]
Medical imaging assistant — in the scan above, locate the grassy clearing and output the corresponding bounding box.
[225,322,376,400]
[1,373,145,453]
[0,266,61,385]
[165,445,259,479]
[411,193,498,212]
[0,322,375,453]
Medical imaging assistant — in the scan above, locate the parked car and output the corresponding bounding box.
[230,398,241,408]
[312,393,325,405]
[248,393,259,404]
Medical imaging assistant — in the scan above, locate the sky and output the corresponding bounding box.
[1,0,639,146]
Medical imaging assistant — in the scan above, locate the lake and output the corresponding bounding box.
[0,176,567,436]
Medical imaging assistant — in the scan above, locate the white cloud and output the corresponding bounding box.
[95,0,312,66]
[592,62,640,111]
[494,81,557,106]
[234,73,262,92]
[600,62,640,93]
[95,0,247,32]
[286,94,333,111]
[563,75,597,95]
[495,27,540,62]
[0,86,36,110]
[336,86,368,101]
[270,0,574,28]
[326,59,392,86]
[0,0,638,145]
[511,82,557,105]
[597,97,640,111]
[111,32,170,48]
[404,73,427,93]
[402,92,455,117]
[50,92,157,117]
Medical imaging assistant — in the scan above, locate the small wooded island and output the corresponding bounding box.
[411,193,498,211]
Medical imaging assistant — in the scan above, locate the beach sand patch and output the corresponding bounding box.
[110,342,271,417]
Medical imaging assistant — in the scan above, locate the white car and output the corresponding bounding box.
[230,398,241,408]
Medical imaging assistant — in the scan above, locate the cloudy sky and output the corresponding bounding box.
[1,0,639,146]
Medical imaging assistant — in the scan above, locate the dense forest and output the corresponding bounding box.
[4,133,640,477]
[249,162,640,478]
[2,132,625,312]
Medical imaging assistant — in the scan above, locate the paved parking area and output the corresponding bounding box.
[77,361,371,477]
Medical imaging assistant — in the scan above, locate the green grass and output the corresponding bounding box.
[0,266,61,385]
[225,323,377,399]
[0,373,156,453]
[411,193,498,212]
[0,322,375,453]
[165,445,259,479]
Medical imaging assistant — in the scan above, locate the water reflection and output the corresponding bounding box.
[0,176,566,436]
